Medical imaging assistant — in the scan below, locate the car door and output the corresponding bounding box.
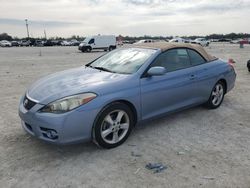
[187,49,217,102]
[140,48,197,120]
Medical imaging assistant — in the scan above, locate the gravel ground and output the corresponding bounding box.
[0,43,250,188]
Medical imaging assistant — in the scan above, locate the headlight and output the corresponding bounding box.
[40,93,97,113]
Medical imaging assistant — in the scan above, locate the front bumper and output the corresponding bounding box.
[18,95,99,144]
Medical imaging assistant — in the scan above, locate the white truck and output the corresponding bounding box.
[78,35,116,52]
[134,39,155,44]
[191,38,210,47]
[169,37,191,43]
[0,40,12,47]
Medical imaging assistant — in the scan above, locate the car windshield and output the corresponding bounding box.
[89,48,156,74]
[83,37,91,43]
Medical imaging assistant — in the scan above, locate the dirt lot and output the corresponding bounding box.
[0,43,250,188]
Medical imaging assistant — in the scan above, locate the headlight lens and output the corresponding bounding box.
[40,93,97,113]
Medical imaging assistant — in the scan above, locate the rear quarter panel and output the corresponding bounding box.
[195,59,236,101]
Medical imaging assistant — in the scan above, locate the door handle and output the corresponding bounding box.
[189,74,196,80]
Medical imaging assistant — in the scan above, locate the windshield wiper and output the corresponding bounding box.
[85,64,115,73]
[92,66,114,73]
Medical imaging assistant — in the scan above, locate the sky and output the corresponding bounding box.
[0,0,249,38]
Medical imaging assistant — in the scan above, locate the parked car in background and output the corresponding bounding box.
[11,41,20,47]
[134,39,155,44]
[61,40,71,46]
[51,40,62,46]
[78,35,116,52]
[43,40,54,46]
[34,40,44,47]
[19,42,236,148]
[218,38,232,42]
[169,38,190,43]
[210,39,219,42]
[0,40,12,47]
[123,40,136,44]
[20,40,31,47]
[70,39,80,46]
[191,38,210,47]
[230,40,240,44]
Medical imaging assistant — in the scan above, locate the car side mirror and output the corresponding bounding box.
[147,66,166,76]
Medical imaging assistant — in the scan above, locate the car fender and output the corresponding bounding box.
[95,91,141,122]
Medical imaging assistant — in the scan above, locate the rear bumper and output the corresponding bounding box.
[18,95,99,144]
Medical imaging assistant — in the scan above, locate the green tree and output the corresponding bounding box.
[0,33,12,41]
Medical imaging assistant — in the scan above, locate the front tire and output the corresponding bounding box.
[86,47,92,52]
[206,81,225,109]
[93,102,134,149]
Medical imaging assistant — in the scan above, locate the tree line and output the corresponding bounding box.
[1,32,250,41]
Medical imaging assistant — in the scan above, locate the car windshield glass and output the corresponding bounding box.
[83,37,90,43]
[90,48,156,74]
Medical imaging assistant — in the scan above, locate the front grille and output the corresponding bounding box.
[23,96,36,110]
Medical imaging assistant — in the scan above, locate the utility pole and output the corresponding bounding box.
[44,29,47,39]
[25,19,30,39]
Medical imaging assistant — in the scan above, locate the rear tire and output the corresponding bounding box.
[92,102,134,149]
[206,81,225,109]
[109,46,116,51]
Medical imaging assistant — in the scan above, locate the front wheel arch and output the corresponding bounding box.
[114,100,137,124]
[92,100,138,131]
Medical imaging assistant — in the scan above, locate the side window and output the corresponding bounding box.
[88,38,94,44]
[151,49,191,72]
[187,49,206,66]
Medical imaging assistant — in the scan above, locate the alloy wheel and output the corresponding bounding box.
[101,110,130,144]
[211,83,224,106]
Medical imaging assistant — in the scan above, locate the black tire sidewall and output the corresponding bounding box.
[93,102,134,149]
[109,46,113,51]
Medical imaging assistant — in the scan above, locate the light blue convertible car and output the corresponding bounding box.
[19,43,236,148]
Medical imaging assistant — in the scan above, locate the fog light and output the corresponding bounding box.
[46,130,58,139]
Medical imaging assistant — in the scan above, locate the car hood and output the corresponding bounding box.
[27,67,130,104]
